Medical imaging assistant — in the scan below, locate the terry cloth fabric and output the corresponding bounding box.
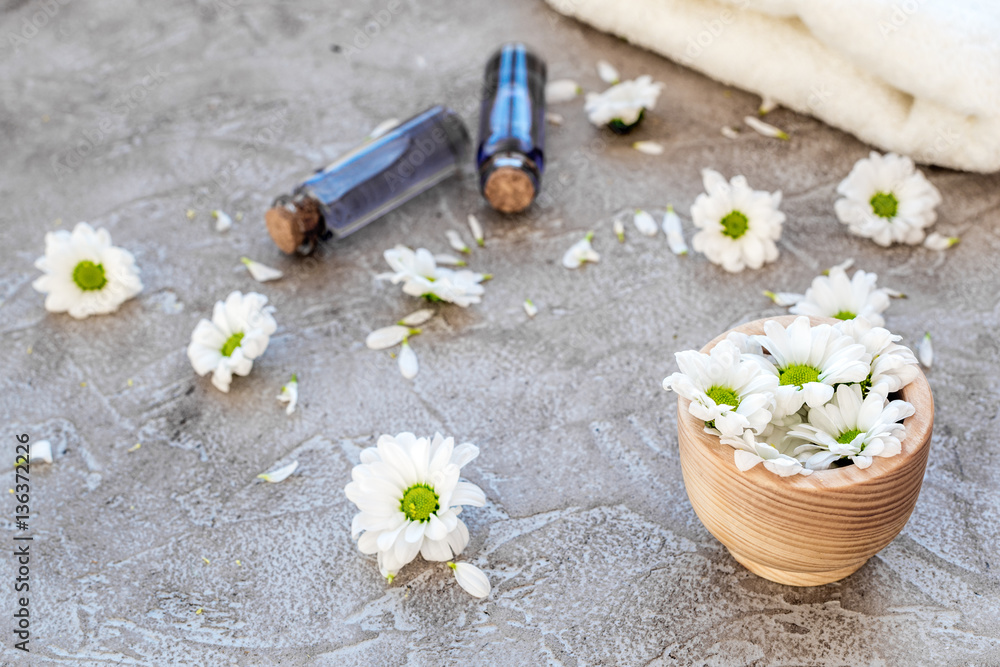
[545,0,1000,173]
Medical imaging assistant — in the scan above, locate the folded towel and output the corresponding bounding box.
[545,0,1000,172]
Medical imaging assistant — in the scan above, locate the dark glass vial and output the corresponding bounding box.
[266,105,470,254]
[476,43,546,214]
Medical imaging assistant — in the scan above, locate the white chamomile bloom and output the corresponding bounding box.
[690,169,785,273]
[662,205,688,255]
[446,230,471,254]
[381,246,486,307]
[344,432,487,580]
[788,266,892,327]
[835,318,919,393]
[633,209,658,237]
[545,79,581,104]
[276,374,298,415]
[241,257,283,282]
[186,291,277,393]
[923,232,959,250]
[562,231,600,268]
[448,561,491,599]
[753,316,871,416]
[584,76,663,133]
[663,339,778,438]
[789,384,914,470]
[835,151,942,246]
[398,339,418,379]
[32,222,143,319]
[721,425,812,477]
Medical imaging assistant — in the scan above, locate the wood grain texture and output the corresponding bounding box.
[677,316,934,586]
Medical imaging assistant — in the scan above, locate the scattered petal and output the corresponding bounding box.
[562,231,600,269]
[257,460,299,483]
[467,214,485,247]
[596,60,620,84]
[128,442,142,453]
[434,253,467,267]
[446,230,471,254]
[613,218,625,243]
[241,257,283,282]
[545,79,581,103]
[212,210,233,232]
[632,141,664,155]
[918,332,933,367]
[523,299,537,318]
[763,290,805,307]
[398,339,418,379]
[448,561,491,598]
[721,126,740,139]
[277,374,298,415]
[366,325,413,350]
[744,116,789,140]
[924,232,960,250]
[186,209,196,220]
[824,258,855,275]
[633,209,658,237]
[662,205,688,255]
[758,96,779,115]
[398,309,435,326]
[883,288,907,299]
[367,118,401,141]
[545,112,565,126]
[30,440,53,464]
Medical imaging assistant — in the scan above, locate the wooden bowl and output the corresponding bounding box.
[677,316,934,586]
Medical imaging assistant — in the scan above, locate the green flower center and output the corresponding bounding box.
[779,364,821,387]
[720,211,749,240]
[837,428,863,445]
[401,483,439,522]
[220,332,245,357]
[833,310,857,320]
[869,192,898,219]
[706,386,740,409]
[72,260,107,291]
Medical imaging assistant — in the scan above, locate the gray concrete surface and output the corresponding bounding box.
[2,1,1000,665]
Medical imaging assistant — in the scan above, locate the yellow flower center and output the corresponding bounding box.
[869,192,898,219]
[720,211,749,240]
[220,332,244,357]
[833,310,857,320]
[706,386,740,409]
[72,260,107,291]
[779,364,821,387]
[401,483,439,522]
[837,428,863,445]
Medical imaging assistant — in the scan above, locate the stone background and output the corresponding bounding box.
[2,0,999,665]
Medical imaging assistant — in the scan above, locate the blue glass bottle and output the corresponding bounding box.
[266,106,470,254]
[476,43,546,214]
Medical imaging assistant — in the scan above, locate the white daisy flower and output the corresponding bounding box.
[257,460,298,483]
[545,79,581,104]
[788,384,915,470]
[690,169,785,273]
[721,424,813,477]
[835,318,919,393]
[276,374,298,415]
[744,116,788,140]
[923,232,959,250]
[584,76,663,133]
[381,246,486,307]
[344,432,487,580]
[633,209,658,237]
[663,339,778,438]
[596,60,620,84]
[446,230,471,254]
[241,257,283,283]
[562,231,600,269]
[467,214,485,247]
[788,266,892,327]
[448,561,491,599]
[398,339,418,379]
[753,316,871,416]
[918,332,933,368]
[32,222,143,319]
[835,151,942,247]
[186,291,277,393]
[662,205,688,255]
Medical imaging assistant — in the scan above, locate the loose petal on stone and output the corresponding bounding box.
[276,374,298,415]
[212,210,233,232]
[744,116,789,140]
[545,79,581,103]
[366,325,411,350]
[662,205,688,255]
[448,561,491,599]
[241,257,283,282]
[446,230,470,254]
[434,253,467,267]
[523,299,537,317]
[924,232,960,250]
[918,332,933,368]
[257,460,298,483]
[399,339,418,379]
[596,60,620,84]
[633,209,658,237]
[545,112,565,126]
[758,96,779,115]
[467,214,484,247]
[721,126,740,139]
[398,309,435,327]
[613,219,625,243]
[632,141,664,155]
[763,290,804,307]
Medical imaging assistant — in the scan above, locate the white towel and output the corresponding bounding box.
[546,0,1000,173]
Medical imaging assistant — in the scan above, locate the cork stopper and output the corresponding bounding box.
[483,166,536,214]
[265,198,322,254]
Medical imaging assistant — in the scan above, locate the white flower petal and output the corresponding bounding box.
[545,112,565,126]
[918,332,933,368]
[241,257,283,282]
[596,60,619,84]
[923,232,960,250]
[562,232,600,268]
[212,210,233,232]
[662,206,688,255]
[721,126,740,139]
[763,291,804,307]
[523,299,538,318]
[545,79,581,104]
[398,309,435,327]
[366,325,411,350]
[398,340,418,379]
[449,562,491,598]
[744,116,789,140]
[446,230,470,254]
[613,218,625,243]
[467,214,485,247]
[257,460,298,483]
[633,209,658,237]
[632,141,664,155]
[434,253,467,267]
[758,96,779,115]
[276,375,298,415]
